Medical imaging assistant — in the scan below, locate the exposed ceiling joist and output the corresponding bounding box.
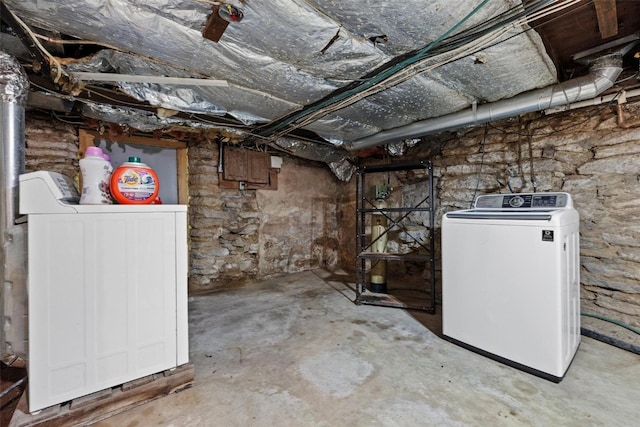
[594,0,618,39]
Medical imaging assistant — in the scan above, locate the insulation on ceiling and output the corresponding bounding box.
[5,0,557,148]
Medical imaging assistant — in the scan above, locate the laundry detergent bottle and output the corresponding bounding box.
[110,156,159,204]
[80,146,113,204]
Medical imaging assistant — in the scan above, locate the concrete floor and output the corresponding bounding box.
[96,269,640,427]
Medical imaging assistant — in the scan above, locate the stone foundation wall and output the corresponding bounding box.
[256,160,341,277]
[407,100,640,330]
[187,140,342,293]
[22,96,640,331]
[24,118,79,179]
[187,141,260,291]
[336,184,357,271]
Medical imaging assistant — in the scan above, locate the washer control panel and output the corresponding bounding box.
[474,192,572,210]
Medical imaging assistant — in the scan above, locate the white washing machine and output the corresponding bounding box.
[442,192,580,382]
[20,171,189,412]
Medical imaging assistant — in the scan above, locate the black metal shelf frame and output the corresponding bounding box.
[355,160,436,313]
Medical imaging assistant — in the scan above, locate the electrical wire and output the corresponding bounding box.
[282,27,511,135]
[187,113,337,150]
[29,80,71,97]
[14,0,582,146]
[31,80,139,110]
[32,33,124,52]
[527,125,537,192]
[20,20,297,138]
[10,4,234,94]
[187,113,250,130]
[5,6,66,83]
[32,79,261,137]
[14,0,597,145]
[262,0,583,140]
[34,75,296,141]
[331,0,582,107]
[51,111,85,125]
[261,0,495,137]
[470,123,488,207]
[370,0,586,111]
[193,0,222,6]
[615,70,640,84]
[299,0,575,120]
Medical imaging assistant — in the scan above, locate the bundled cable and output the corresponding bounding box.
[259,0,583,140]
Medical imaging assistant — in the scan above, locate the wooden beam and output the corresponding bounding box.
[594,0,618,39]
[176,147,189,204]
[71,72,228,87]
[12,363,194,427]
[81,130,187,149]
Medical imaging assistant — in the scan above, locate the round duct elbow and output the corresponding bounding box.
[348,54,624,152]
[587,54,624,94]
[0,51,29,106]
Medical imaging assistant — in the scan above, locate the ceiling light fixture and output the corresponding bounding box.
[202,1,244,43]
[218,3,244,23]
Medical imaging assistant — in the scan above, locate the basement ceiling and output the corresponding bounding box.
[1,0,639,178]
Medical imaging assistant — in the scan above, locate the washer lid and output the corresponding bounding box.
[445,211,553,221]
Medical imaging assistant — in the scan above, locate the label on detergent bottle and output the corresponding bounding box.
[80,146,113,205]
[110,157,159,204]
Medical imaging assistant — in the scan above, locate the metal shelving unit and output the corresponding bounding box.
[355,160,436,313]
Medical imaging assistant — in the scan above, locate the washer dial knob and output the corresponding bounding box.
[509,195,525,208]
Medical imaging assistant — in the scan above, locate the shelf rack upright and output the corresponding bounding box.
[355,160,436,313]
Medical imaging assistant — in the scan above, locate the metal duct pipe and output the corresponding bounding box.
[0,51,28,231]
[347,54,623,151]
[1,51,29,362]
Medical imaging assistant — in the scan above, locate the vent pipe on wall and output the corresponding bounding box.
[347,53,624,151]
[1,51,29,362]
[0,51,28,232]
